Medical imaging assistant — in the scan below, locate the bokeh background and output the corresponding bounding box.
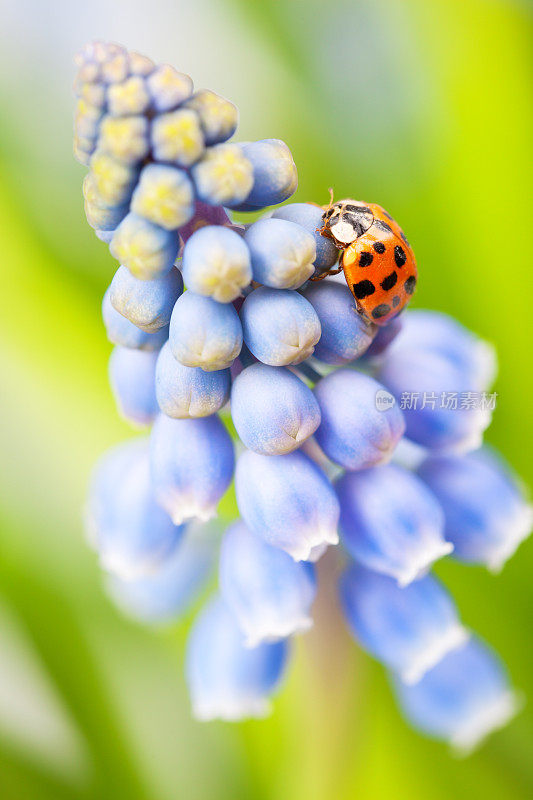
[0,0,532,798]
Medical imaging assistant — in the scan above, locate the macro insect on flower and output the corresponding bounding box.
[76,41,531,749]
[316,193,418,325]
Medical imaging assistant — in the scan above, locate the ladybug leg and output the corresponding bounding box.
[310,266,343,282]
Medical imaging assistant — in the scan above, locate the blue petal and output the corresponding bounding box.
[186,595,289,721]
[272,203,339,271]
[418,447,532,571]
[244,218,316,289]
[337,464,450,585]
[156,341,230,418]
[150,414,235,524]
[240,287,321,366]
[235,449,339,561]
[392,637,517,752]
[169,291,243,371]
[109,346,158,426]
[182,225,251,303]
[340,565,468,684]
[220,521,316,646]
[110,213,180,280]
[109,265,183,333]
[233,139,297,209]
[102,290,169,350]
[314,370,405,469]
[231,363,320,455]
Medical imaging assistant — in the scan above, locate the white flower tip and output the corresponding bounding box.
[396,539,454,587]
[99,548,159,581]
[169,502,217,526]
[450,690,520,755]
[191,695,271,723]
[244,616,313,648]
[287,528,339,562]
[400,626,470,686]
[486,504,533,573]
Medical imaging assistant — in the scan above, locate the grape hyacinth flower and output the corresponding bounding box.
[76,42,530,742]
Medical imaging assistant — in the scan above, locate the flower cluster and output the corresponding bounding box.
[78,42,532,750]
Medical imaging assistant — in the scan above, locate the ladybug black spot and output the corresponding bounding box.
[392,295,401,307]
[371,303,391,320]
[359,251,374,267]
[394,245,407,268]
[373,242,386,254]
[404,275,417,294]
[352,280,376,299]
[373,219,393,234]
[345,204,372,214]
[380,271,398,291]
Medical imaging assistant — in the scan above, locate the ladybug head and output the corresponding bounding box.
[321,199,374,247]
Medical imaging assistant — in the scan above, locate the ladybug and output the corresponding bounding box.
[315,195,417,326]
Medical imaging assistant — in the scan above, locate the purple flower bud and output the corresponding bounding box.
[314,370,405,469]
[231,363,320,455]
[302,280,376,364]
[340,565,468,684]
[110,213,180,280]
[272,203,339,272]
[186,596,288,721]
[86,440,184,579]
[182,226,252,303]
[236,139,298,209]
[418,448,532,571]
[102,290,169,350]
[107,524,216,623]
[392,637,517,752]
[235,449,339,561]
[220,521,316,646]
[109,265,183,333]
[109,346,158,426]
[150,414,235,524]
[337,464,450,585]
[240,287,321,366]
[155,341,230,418]
[244,218,316,289]
[169,291,243,371]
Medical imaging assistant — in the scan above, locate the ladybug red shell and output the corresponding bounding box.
[317,199,417,326]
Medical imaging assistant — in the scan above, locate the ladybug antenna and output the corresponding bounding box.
[322,187,335,214]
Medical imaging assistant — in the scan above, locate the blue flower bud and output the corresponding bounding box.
[155,341,230,418]
[235,449,340,561]
[87,440,184,579]
[337,464,450,585]
[109,346,158,426]
[182,226,251,303]
[102,290,169,350]
[131,164,195,230]
[84,197,128,231]
[376,310,497,454]
[363,315,403,359]
[107,75,151,116]
[377,347,492,454]
[150,414,235,524]
[231,363,320,455]
[340,565,468,684]
[74,99,103,140]
[95,229,115,244]
[392,637,517,752]
[418,448,532,571]
[186,596,288,721]
[302,281,376,364]
[272,203,339,272]
[73,137,95,166]
[128,51,155,77]
[110,213,180,280]
[191,144,253,206]
[109,265,183,333]
[220,521,317,647]
[240,287,321,366]
[235,139,297,209]
[244,218,316,289]
[314,370,405,469]
[106,524,216,623]
[146,64,193,112]
[89,151,138,206]
[151,109,205,167]
[387,311,497,390]
[169,291,243,371]
[100,51,129,84]
[98,115,150,164]
[184,89,238,145]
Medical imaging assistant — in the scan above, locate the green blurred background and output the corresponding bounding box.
[0,0,532,797]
